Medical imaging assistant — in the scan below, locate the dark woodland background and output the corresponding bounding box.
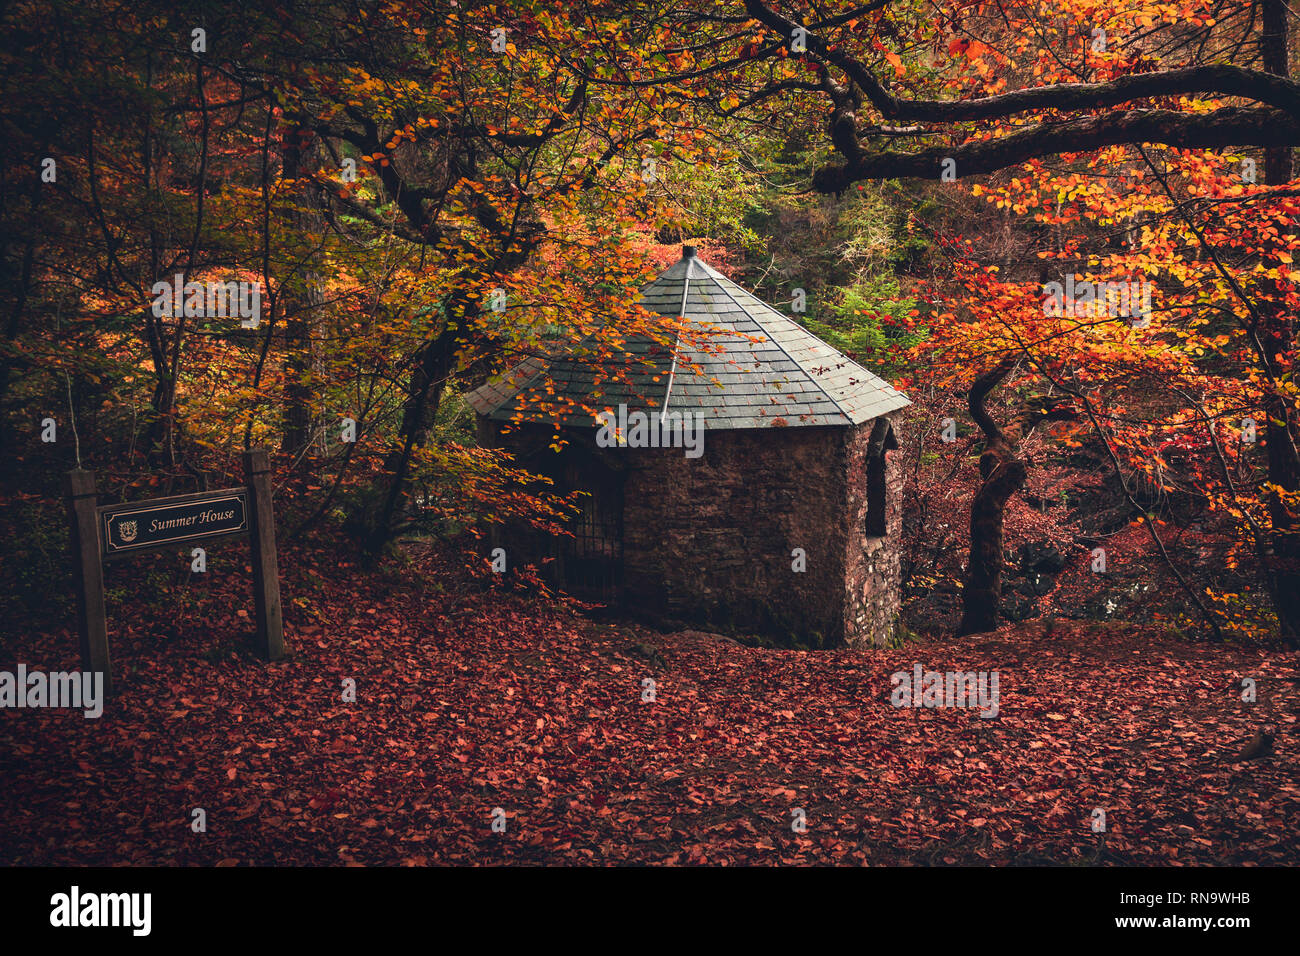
[1,0,1298,866]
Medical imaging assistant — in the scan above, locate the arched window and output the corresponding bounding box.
[865,418,897,538]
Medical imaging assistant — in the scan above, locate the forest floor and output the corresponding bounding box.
[2,537,1297,866]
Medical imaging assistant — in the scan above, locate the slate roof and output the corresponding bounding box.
[465,247,911,429]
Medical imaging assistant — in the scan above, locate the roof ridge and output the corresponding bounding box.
[702,271,855,424]
[659,259,692,418]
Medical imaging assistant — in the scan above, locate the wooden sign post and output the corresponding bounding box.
[243,448,285,661]
[65,469,111,695]
[64,447,287,692]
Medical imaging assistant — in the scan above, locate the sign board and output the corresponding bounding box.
[65,449,286,695]
[100,489,248,557]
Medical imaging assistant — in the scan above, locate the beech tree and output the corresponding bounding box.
[3,0,712,556]
[617,0,1300,642]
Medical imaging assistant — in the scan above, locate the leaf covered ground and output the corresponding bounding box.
[2,539,1297,866]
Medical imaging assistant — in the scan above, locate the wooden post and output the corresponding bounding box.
[243,448,286,660]
[65,469,112,694]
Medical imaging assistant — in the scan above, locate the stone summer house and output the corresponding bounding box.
[466,246,910,647]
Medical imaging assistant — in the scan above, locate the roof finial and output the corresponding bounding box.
[681,244,696,259]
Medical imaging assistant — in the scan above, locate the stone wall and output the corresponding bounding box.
[619,426,849,645]
[841,416,905,648]
[478,415,905,648]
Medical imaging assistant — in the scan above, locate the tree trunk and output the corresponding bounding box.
[280,122,323,456]
[959,455,1027,636]
[958,358,1021,635]
[957,358,1078,635]
[363,292,474,556]
[1260,0,1300,647]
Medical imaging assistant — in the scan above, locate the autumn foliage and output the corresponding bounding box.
[2,0,1299,869]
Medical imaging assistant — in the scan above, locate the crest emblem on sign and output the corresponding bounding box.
[119,519,138,543]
